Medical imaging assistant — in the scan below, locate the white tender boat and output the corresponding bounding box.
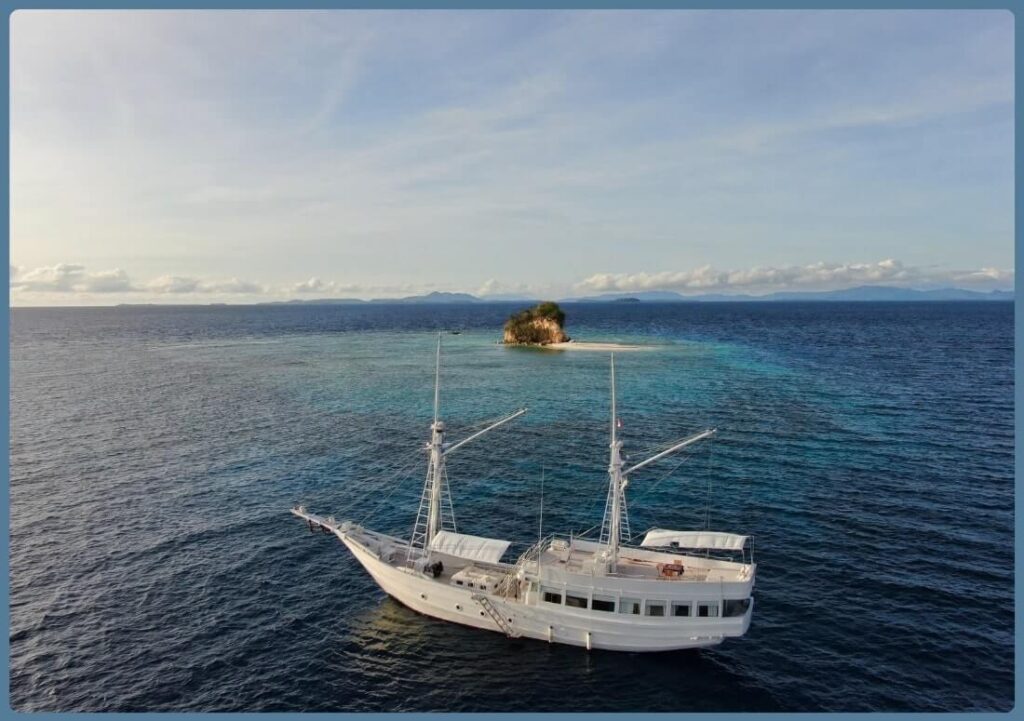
[292,337,755,652]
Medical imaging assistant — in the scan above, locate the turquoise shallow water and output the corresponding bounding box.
[9,302,1014,711]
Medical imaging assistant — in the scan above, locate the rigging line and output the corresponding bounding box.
[576,476,614,533]
[625,427,706,458]
[341,449,424,505]
[538,466,545,578]
[626,449,701,506]
[626,449,706,536]
[449,409,524,440]
[704,437,714,530]
[441,462,457,532]
[357,471,412,525]
[353,453,429,523]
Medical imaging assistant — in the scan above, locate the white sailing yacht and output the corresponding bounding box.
[292,337,755,652]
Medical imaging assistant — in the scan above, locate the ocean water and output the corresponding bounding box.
[9,301,1014,712]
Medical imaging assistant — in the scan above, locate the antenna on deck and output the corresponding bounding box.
[538,465,545,581]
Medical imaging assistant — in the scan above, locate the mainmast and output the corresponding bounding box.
[606,355,626,570]
[599,355,717,572]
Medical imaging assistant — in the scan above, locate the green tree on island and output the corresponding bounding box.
[503,301,569,345]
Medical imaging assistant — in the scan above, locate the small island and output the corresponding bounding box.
[502,301,570,345]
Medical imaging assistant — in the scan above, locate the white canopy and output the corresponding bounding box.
[640,529,748,551]
[429,530,511,564]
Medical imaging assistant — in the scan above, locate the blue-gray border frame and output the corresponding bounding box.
[2,2,1018,717]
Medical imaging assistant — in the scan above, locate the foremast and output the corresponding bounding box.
[408,334,526,562]
[424,334,448,546]
[600,354,718,572]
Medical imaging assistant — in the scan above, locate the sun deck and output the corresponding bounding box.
[538,539,751,583]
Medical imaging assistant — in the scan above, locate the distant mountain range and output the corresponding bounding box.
[260,285,1013,305]
[264,291,487,305]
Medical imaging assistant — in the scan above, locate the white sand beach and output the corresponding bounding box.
[542,341,653,352]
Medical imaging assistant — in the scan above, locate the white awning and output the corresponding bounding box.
[640,529,748,551]
[429,530,511,564]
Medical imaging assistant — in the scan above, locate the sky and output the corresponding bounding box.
[10,10,1015,305]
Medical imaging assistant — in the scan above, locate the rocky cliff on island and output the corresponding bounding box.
[502,302,570,345]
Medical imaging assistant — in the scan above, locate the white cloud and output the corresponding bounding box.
[145,275,202,293]
[11,263,135,293]
[474,278,538,298]
[12,264,267,297]
[949,267,1015,285]
[575,259,1013,295]
[293,277,328,294]
[8,259,1013,306]
[202,278,264,294]
[80,268,133,292]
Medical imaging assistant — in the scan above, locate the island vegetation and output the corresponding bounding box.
[502,301,570,345]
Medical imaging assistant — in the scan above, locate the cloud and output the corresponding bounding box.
[12,264,267,296]
[475,278,537,297]
[145,275,201,293]
[201,278,264,294]
[11,263,135,292]
[575,259,1014,295]
[9,259,1014,306]
[80,268,133,292]
[293,277,328,294]
[948,267,1015,285]
[291,277,441,297]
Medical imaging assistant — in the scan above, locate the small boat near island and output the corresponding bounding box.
[292,337,755,652]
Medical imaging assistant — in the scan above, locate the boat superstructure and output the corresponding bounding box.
[292,337,755,652]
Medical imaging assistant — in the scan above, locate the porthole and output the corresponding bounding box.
[456,604,462,611]
[420,593,427,600]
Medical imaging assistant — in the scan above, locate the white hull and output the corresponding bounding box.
[340,530,752,653]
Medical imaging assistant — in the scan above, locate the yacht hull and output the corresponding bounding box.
[341,532,750,653]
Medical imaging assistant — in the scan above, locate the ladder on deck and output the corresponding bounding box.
[472,594,519,638]
[407,465,458,562]
[599,480,632,545]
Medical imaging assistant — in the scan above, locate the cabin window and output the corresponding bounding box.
[671,602,691,617]
[723,599,750,617]
[618,597,641,615]
[697,602,720,618]
[565,593,589,609]
[455,580,463,586]
[592,595,615,613]
[645,600,666,617]
[542,587,562,605]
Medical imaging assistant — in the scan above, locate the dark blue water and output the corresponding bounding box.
[9,302,1014,711]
